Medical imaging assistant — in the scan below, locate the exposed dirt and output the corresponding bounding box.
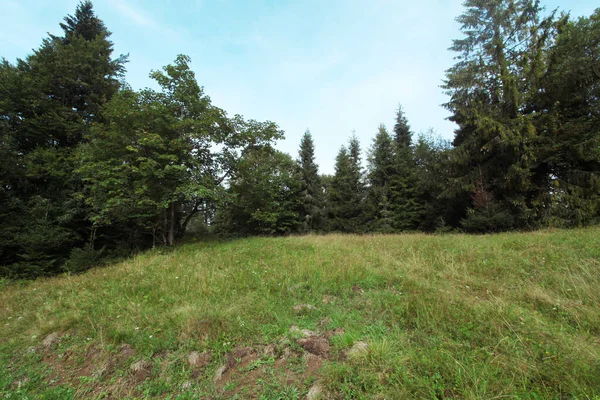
[297,336,330,358]
[214,341,328,398]
[36,331,337,399]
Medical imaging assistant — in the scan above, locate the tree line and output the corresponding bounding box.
[1,0,598,278]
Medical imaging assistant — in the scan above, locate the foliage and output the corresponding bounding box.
[327,135,366,233]
[0,1,126,277]
[365,124,395,232]
[296,130,326,232]
[216,147,302,235]
[1,0,600,278]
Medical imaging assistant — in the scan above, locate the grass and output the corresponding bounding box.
[1,228,599,399]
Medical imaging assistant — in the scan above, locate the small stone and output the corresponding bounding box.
[213,365,228,383]
[130,359,152,382]
[42,332,60,349]
[292,304,316,313]
[291,325,318,337]
[301,329,318,337]
[282,345,295,360]
[307,382,324,400]
[188,351,211,368]
[347,341,369,358]
[130,360,151,373]
[181,380,192,390]
[263,344,278,357]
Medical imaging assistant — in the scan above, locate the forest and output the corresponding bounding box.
[1,0,599,278]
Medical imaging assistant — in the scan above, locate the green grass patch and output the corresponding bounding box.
[1,228,599,398]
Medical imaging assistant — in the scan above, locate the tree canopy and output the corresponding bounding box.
[1,0,599,278]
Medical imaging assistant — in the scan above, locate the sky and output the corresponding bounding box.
[1,0,598,174]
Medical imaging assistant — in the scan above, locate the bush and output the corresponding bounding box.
[62,245,106,274]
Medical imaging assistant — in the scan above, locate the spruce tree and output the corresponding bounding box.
[532,10,600,226]
[390,106,423,231]
[0,1,127,276]
[393,104,412,148]
[443,0,557,231]
[365,124,395,232]
[296,130,325,232]
[327,135,366,232]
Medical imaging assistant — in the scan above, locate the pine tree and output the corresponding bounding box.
[393,104,412,148]
[0,1,127,276]
[390,106,423,231]
[365,124,395,232]
[296,130,325,232]
[443,0,557,231]
[532,10,600,226]
[327,135,366,232]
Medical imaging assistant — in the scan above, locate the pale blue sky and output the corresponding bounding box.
[2,0,598,173]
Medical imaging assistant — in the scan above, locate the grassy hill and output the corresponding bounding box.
[1,228,599,399]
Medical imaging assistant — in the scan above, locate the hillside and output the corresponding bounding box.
[1,229,599,399]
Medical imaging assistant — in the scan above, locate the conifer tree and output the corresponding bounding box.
[443,0,557,231]
[0,1,127,276]
[365,124,395,232]
[533,10,600,226]
[296,130,325,232]
[390,106,423,231]
[327,135,366,232]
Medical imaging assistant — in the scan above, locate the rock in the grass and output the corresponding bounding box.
[42,332,60,349]
[290,325,318,337]
[347,341,368,357]
[352,285,365,295]
[297,336,330,358]
[231,346,256,359]
[292,304,316,313]
[282,345,296,360]
[307,382,324,400]
[301,329,318,337]
[213,364,228,383]
[263,344,278,357]
[181,380,193,390]
[130,360,152,382]
[188,351,212,368]
[130,360,151,373]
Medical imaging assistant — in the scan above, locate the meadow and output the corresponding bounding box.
[1,228,599,399]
